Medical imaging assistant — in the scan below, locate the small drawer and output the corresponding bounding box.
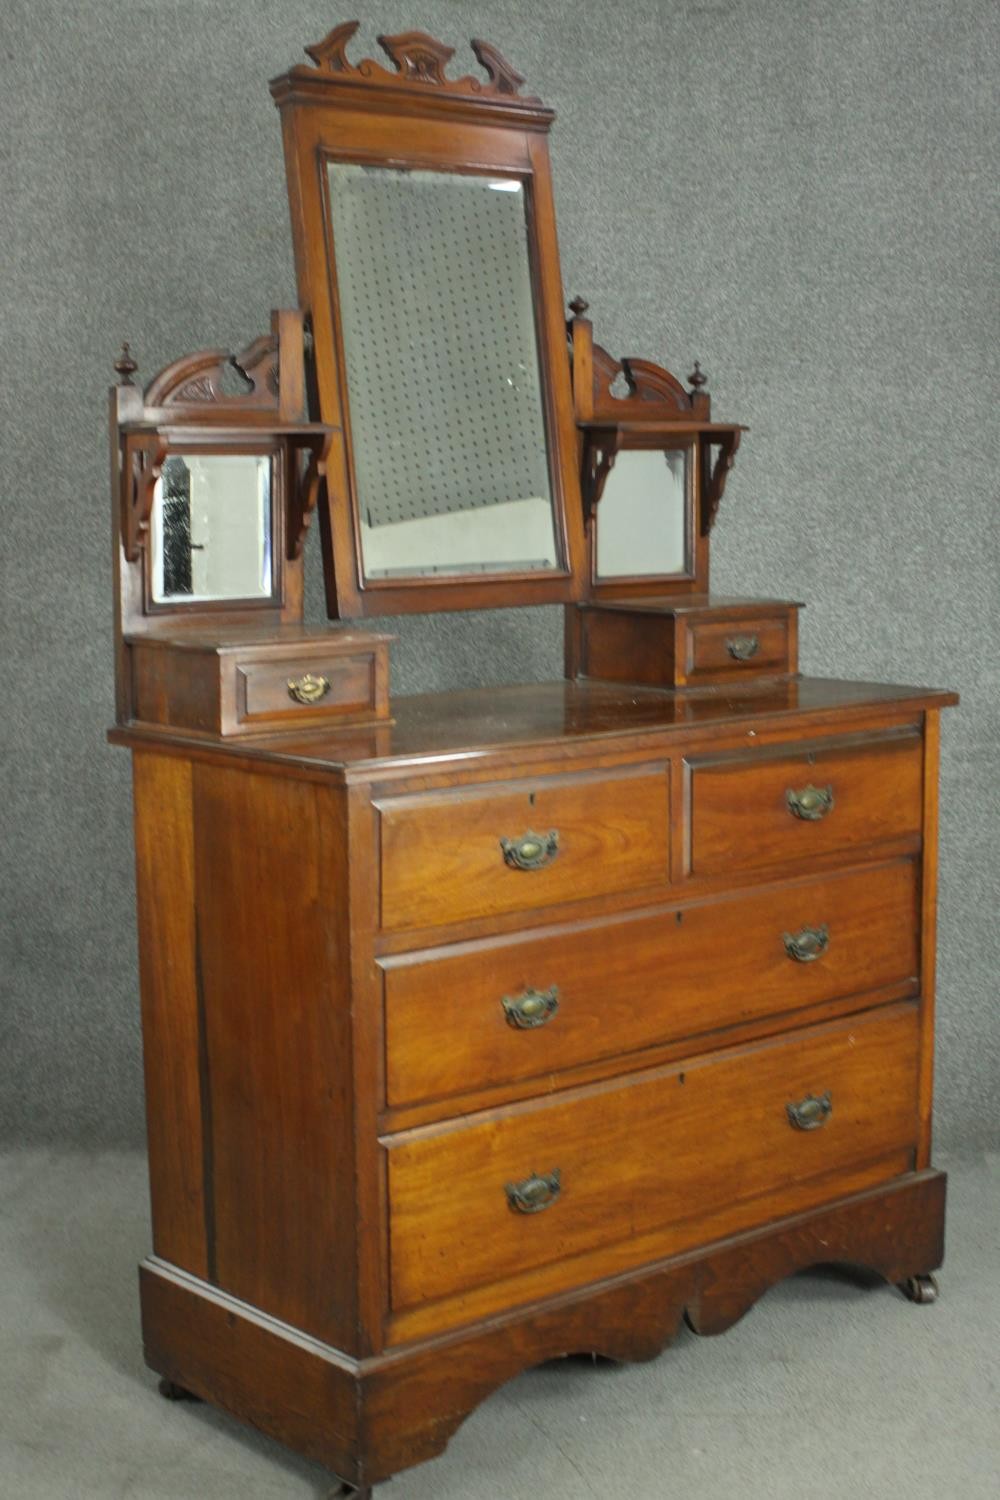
[385,1003,919,1310]
[235,653,376,726]
[688,729,923,878]
[684,615,790,681]
[378,765,669,933]
[382,858,919,1107]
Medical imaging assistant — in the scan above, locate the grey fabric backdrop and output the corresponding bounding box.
[1,0,997,1147]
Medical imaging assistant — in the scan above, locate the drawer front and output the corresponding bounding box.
[383,859,919,1107]
[688,730,922,878]
[236,653,376,726]
[685,616,790,681]
[379,766,669,932]
[386,1004,919,1310]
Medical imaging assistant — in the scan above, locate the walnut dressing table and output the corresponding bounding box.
[108,23,957,1498]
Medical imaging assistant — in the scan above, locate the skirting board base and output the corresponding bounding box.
[140,1168,946,1490]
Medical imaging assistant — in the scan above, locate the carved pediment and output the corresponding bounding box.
[298,20,537,103]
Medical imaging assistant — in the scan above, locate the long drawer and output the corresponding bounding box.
[378,764,669,932]
[382,859,919,1107]
[385,1003,919,1311]
[687,729,923,878]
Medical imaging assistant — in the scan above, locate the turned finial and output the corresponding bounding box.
[688,360,707,393]
[115,342,138,386]
[568,296,590,318]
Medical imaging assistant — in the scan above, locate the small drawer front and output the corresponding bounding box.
[383,859,919,1107]
[378,766,669,932]
[236,653,375,725]
[688,730,923,878]
[685,616,790,681]
[386,1004,919,1310]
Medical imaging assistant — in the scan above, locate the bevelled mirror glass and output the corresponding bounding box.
[150,453,273,603]
[326,163,560,580]
[595,448,689,579]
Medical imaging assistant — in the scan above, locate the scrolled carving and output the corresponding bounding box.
[699,428,742,535]
[300,20,536,101]
[287,430,336,561]
[145,334,280,416]
[592,343,692,417]
[121,431,168,562]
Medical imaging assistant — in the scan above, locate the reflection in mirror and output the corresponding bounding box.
[595,449,689,579]
[150,454,273,603]
[326,163,559,580]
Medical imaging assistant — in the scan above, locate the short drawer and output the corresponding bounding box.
[688,729,923,878]
[235,652,376,726]
[382,859,919,1107]
[378,765,669,932]
[685,615,790,681]
[386,1003,919,1310]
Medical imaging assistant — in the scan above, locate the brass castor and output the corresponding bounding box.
[898,1273,939,1304]
[157,1377,202,1402]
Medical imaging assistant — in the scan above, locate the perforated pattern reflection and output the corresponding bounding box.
[328,165,552,529]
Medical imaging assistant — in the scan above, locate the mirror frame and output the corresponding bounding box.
[271,24,586,618]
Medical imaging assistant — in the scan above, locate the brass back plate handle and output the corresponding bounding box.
[786,783,834,821]
[502,986,560,1030]
[726,634,760,661]
[505,1168,562,1214]
[500,830,559,871]
[287,672,331,705]
[786,1092,833,1131]
[783,924,830,963]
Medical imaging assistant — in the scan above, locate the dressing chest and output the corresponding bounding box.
[108,22,957,1497]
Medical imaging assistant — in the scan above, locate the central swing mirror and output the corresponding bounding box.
[272,24,586,617]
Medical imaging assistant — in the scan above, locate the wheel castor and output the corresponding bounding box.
[158,1377,202,1402]
[898,1273,939,1304]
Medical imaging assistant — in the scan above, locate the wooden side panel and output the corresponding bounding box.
[191,763,357,1348]
[577,609,677,687]
[132,752,207,1276]
[917,710,941,1167]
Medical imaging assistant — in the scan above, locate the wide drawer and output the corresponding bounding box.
[378,765,669,932]
[386,1003,919,1310]
[382,859,919,1107]
[688,729,923,878]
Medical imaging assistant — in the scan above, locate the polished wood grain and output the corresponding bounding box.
[382,857,919,1108]
[687,727,924,877]
[189,763,358,1348]
[378,763,670,931]
[132,752,207,1277]
[385,1003,919,1311]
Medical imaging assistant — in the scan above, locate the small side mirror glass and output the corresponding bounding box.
[150,453,273,603]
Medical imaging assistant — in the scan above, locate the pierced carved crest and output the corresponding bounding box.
[299,20,537,102]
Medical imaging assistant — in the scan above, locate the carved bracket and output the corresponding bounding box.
[580,426,623,525]
[120,431,168,562]
[699,428,742,535]
[287,430,337,561]
[300,21,537,102]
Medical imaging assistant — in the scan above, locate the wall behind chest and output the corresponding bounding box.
[1,0,995,1146]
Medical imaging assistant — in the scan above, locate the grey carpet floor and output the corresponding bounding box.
[1,1149,997,1499]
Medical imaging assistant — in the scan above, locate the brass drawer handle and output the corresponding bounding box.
[500,830,559,871]
[783,923,829,963]
[502,985,560,1030]
[786,783,834,821]
[786,1092,833,1131]
[287,672,331,705]
[726,634,759,661]
[505,1168,562,1215]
